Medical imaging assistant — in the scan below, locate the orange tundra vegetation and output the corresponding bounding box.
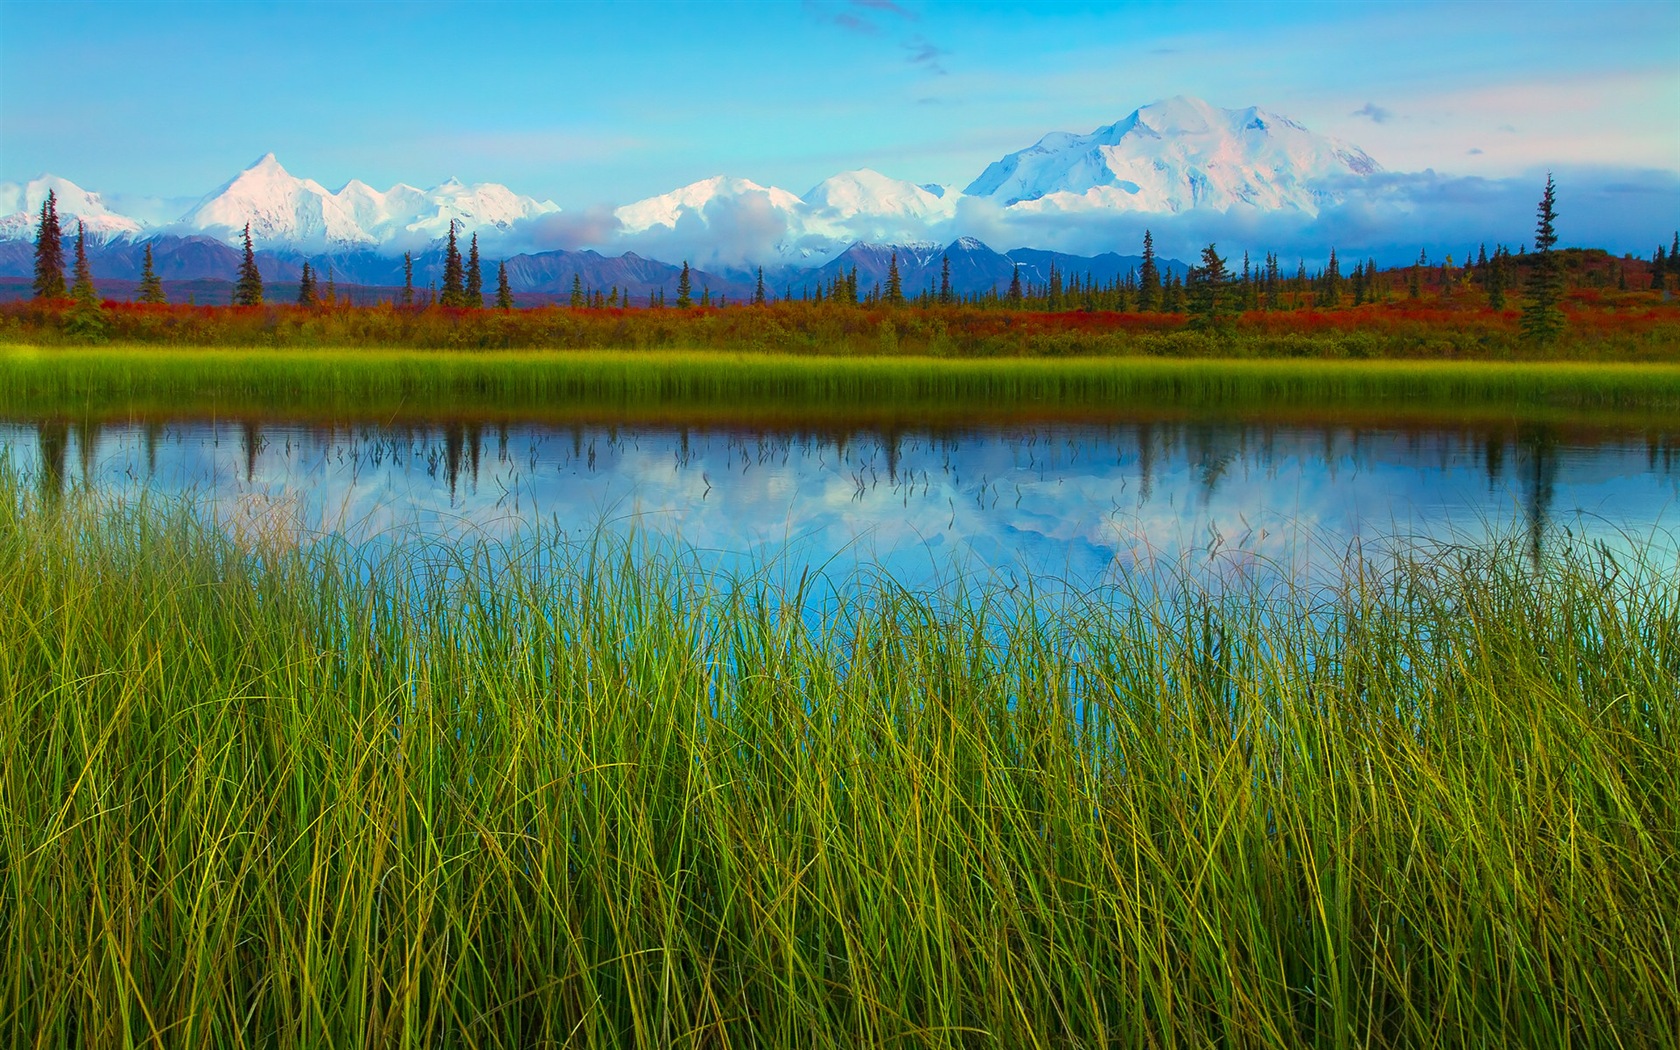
[3,247,1676,360]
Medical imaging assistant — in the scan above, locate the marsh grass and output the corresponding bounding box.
[1,470,1677,1047]
[4,348,1680,431]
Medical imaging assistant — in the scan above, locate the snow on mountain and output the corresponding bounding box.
[173,154,560,249]
[176,154,374,246]
[614,175,806,235]
[0,175,145,242]
[965,96,1380,216]
[613,175,834,266]
[802,169,957,227]
[407,177,560,240]
[3,97,1386,264]
[615,171,963,267]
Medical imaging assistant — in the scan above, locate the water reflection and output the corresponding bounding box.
[4,417,1676,589]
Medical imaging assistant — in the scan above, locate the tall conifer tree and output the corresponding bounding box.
[440,221,464,306]
[676,262,693,308]
[296,261,317,306]
[234,223,263,306]
[33,190,67,300]
[137,243,166,304]
[939,254,952,304]
[69,222,98,306]
[1521,174,1564,343]
[495,261,513,310]
[1137,230,1160,312]
[885,252,903,305]
[402,251,415,307]
[466,233,483,308]
[1188,243,1231,329]
[753,266,766,305]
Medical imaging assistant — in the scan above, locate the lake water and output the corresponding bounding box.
[4,417,1678,592]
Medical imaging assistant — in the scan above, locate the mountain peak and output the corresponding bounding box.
[963,97,1380,215]
[0,173,145,241]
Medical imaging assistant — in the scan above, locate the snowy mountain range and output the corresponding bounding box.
[2,96,1382,271]
[965,96,1378,214]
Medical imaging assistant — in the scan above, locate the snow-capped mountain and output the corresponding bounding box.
[803,170,957,229]
[613,169,965,268]
[0,175,145,242]
[3,97,1389,266]
[612,174,842,267]
[614,175,805,235]
[175,154,561,249]
[177,154,375,247]
[965,96,1380,216]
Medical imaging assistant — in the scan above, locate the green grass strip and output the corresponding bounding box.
[5,346,1680,428]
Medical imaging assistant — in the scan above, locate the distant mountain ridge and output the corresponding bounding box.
[1,96,1380,269]
[0,233,1187,303]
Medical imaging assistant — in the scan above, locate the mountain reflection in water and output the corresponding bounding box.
[6,417,1677,591]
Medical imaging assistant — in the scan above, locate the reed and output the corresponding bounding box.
[0,471,1676,1048]
[5,346,1680,429]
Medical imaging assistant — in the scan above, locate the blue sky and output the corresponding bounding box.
[2,0,1676,257]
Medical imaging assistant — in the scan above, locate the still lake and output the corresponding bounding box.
[4,415,1677,591]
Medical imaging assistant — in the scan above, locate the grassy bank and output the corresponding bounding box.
[6,346,1680,431]
[1,476,1676,1047]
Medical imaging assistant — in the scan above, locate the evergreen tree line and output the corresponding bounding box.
[29,180,1672,333]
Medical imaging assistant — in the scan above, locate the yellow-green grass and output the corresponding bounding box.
[1,470,1676,1047]
[5,346,1680,432]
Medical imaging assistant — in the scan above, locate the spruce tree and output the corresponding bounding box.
[1487,247,1508,311]
[846,266,859,305]
[1006,264,1023,305]
[753,266,766,305]
[1670,231,1680,281]
[234,223,263,306]
[1520,173,1564,343]
[32,189,67,300]
[69,222,98,306]
[495,261,513,310]
[137,242,166,304]
[571,274,585,309]
[1188,243,1231,329]
[1655,247,1669,290]
[466,233,483,308]
[1137,230,1160,312]
[1164,271,1184,313]
[676,262,693,308]
[1316,248,1341,308]
[939,254,952,304]
[885,252,903,305]
[440,221,464,307]
[402,252,414,307]
[296,261,318,306]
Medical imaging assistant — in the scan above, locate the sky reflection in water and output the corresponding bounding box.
[5,419,1678,594]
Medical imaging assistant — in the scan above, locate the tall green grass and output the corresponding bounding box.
[5,346,1680,430]
[1,472,1676,1047]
